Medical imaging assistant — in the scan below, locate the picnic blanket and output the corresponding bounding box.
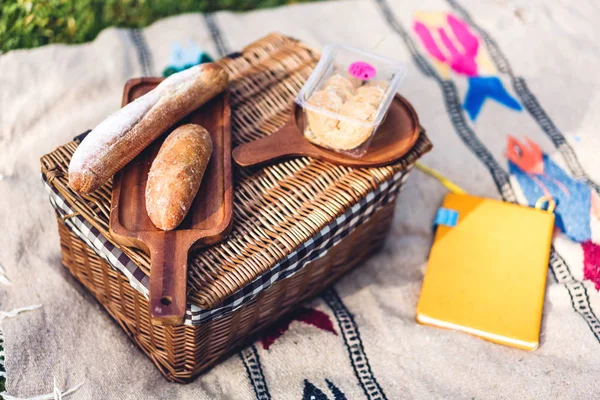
[2,0,600,398]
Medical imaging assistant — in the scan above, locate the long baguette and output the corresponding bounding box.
[68,63,228,194]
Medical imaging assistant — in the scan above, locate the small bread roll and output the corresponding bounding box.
[324,73,361,90]
[355,86,386,107]
[332,100,377,150]
[306,99,377,151]
[339,99,377,122]
[365,80,389,91]
[323,85,354,102]
[145,124,212,231]
[302,75,387,152]
[306,90,343,138]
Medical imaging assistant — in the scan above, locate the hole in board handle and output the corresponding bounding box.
[160,296,172,306]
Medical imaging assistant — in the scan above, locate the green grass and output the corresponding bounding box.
[0,0,319,53]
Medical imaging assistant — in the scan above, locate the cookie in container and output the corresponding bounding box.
[296,44,406,157]
[40,33,432,382]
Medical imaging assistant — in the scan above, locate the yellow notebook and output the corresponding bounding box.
[416,193,555,350]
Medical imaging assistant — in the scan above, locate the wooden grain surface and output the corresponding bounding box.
[109,78,233,325]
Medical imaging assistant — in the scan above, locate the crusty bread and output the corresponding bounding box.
[68,63,228,194]
[145,124,212,231]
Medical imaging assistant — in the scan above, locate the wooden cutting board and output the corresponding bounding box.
[109,77,233,326]
[232,95,421,168]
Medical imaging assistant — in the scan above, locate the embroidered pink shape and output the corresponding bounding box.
[413,14,479,76]
[583,241,600,291]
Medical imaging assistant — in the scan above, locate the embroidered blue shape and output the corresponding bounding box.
[325,380,346,400]
[463,76,522,120]
[434,208,459,228]
[509,155,592,243]
[302,379,347,400]
[162,40,214,77]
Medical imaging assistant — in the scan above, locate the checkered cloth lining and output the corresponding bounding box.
[43,168,409,324]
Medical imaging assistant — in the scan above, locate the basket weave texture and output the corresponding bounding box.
[41,33,431,310]
[55,198,397,381]
[40,33,431,381]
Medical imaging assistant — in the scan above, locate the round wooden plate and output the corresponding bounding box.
[232,94,421,168]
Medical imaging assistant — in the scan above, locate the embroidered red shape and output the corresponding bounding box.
[260,307,337,350]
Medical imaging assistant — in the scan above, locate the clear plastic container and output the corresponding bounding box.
[295,44,406,157]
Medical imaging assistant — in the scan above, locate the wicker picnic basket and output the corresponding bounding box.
[40,33,432,382]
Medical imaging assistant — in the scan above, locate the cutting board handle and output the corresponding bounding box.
[232,118,310,167]
[147,236,189,325]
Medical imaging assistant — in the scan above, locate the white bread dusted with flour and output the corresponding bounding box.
[68,63,228,194]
